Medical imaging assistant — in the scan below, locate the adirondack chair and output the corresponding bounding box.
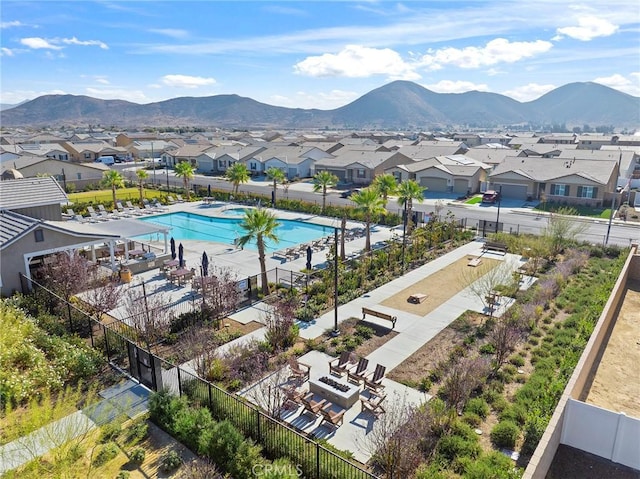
[347,358,369,385]
[288,358,310,383]
[329,351,354,377]
[301,393,326,418]
[364,364,386,393]
[360,393,386,417]
[320,403,346,428]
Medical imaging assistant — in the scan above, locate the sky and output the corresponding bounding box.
[1,1,639,110]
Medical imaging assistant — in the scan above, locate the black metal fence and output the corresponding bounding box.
[19,274,378,479]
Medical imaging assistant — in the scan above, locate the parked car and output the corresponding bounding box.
[340,189,361,198]
[95,155,115,166]
[481,190,500,204]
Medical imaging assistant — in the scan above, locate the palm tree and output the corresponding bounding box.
[174,161,195,200]
[225,163,250,196]
[396,179,426,234]
[351,187,386,251]
[135,169,149,205]
[372,173,398,207]
[266,167,286,205]
[101,170,124,209]
[236,208,280,294]
[312,170,338,213]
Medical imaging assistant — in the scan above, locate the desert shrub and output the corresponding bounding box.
[419,377,432,392]
[436,433,481,465]
[499,403,528,426]
[354,324,375,339]
[464,398,489,419]
[461,412,482,427]
[116,472,130,479]
[124,420,148,444]
[479,343,496,355]
[490,420,520,448]
[94,441,119,466]
[458,451,521,479]
[129,447,146,464]
[509,354,525,367]
[160,450,183,472]
[521,414,549,456]
[228,440,264,478]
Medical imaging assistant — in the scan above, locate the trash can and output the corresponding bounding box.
[119,267,132,283]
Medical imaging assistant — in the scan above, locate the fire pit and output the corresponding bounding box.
[309,376,359,409]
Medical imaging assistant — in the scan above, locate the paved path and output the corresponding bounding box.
[0,380,150,474]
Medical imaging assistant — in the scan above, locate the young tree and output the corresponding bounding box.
[396,179,425,234]
[440,355,492,413]
[351,187,386,251]
[461,258,519,319]
[544,207,588,255]
[225,162,250,196]
[174,161,195,200]
[263,296,298,352]
[201,265,240,327]
[101,170,124,209]
[372,173,398,207]
[135,168,149,205]
[312,170,338,213]
[42,250,92,305]
[245,366,292,418]
[266,167,286,205]
[236,208,280,294]
[488,310,527,372]
[123,283,172,351]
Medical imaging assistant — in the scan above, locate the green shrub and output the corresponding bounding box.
[173,406,214,451]
[116,472,130,479]
[419,377,432,392]
[490,420,520,448]
[458,451,521,479]
[129,447,145,464]
[509,355,525,367]
[499,403,528,426]
[464,398,490,419]
[354,324,374,339]
[461,412,482,427]
[124,420,148,444]
[94,441,119,466]
[521,414,548,456]
[99,421,122,444]
[198,420,244,471]
[148,391,188,434]
[228,440,264,478]
[160,450,182,472]
[436,433,481,465]
[479,343,496,355]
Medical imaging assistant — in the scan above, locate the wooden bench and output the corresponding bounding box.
[482,241,507,255]
[362,307,397,329]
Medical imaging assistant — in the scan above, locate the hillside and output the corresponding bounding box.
[1,81,638,129]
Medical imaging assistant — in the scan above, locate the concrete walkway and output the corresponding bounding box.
[0,380,150,474]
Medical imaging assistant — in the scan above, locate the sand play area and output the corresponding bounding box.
[381,255,500,316]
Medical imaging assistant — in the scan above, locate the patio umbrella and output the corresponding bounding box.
[202,251,209,276]
[207,184,212,197]
[170,237,176,260]
[178,243,184,268]
[306,245,312,270]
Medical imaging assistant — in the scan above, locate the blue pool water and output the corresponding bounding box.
[137,211,334,252]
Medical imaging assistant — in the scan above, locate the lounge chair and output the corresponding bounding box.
[166,195,177,204]
[301,393,326,418]
[329,351,354,377]
[176,194,185,202]
[364,364,386,394]
[320,403,346,428]
[288,358,311,383]
[125,201,148,215]
[115,201,133,217]
[360,393,386,417]
[347,358,370,385]
[97,204,116,218]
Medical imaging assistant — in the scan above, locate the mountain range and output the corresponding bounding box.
[1,81,638,130]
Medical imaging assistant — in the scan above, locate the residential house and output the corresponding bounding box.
[1,156,110,191]
[163,144,212,168]
[255,146,332,179]
[386,155,490,194]
[465,145,516,168]
[538,133,577,145]
[196,145,267,175]
[397,141,469,159]
[0,176,68,220]
[61,140,123,162]
[577,134,615,150]
[488,156,618,206]
[314,150,411,185]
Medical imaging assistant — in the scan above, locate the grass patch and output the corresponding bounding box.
[534,202,610,218]
[465,196,482,205]
[68,188,164,204]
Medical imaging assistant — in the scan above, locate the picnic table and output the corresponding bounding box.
[169,268,193,285]
[129,249,145,258]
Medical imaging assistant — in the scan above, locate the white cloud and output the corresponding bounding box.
[294,45,420,80]
[20,37,62,50]
[1,20,24,29]
[148,28,189,39]
[61,37,108,49]
[161,74,216,88]
[85,88,150,103]
[594,73,640,97]
[423,80,489,94]
[556,16,618,41]
[1,47,15,57]
[502,83,557,102]
[419,38,553,70]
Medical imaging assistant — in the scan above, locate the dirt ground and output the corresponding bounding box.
[381,255,500,316]
[583,279,640,417]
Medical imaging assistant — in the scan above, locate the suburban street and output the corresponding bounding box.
[123,166,640,248]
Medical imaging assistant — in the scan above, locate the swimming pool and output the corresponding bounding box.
[137,211,334,252]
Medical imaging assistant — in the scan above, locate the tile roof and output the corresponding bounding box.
[0,210,39,246]
[0,176,68,210]
[490,156,617,184]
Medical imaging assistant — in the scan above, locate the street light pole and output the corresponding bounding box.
[151,142,156,186]
[332,227,339,336]
[401,199,408,273]
[605,192,617,245]
[165,157,170,191]
[495,185,503,233]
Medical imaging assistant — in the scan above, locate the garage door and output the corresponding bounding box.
[453,179,469,194]
[420,177,448,192]
[497,184,528,200]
